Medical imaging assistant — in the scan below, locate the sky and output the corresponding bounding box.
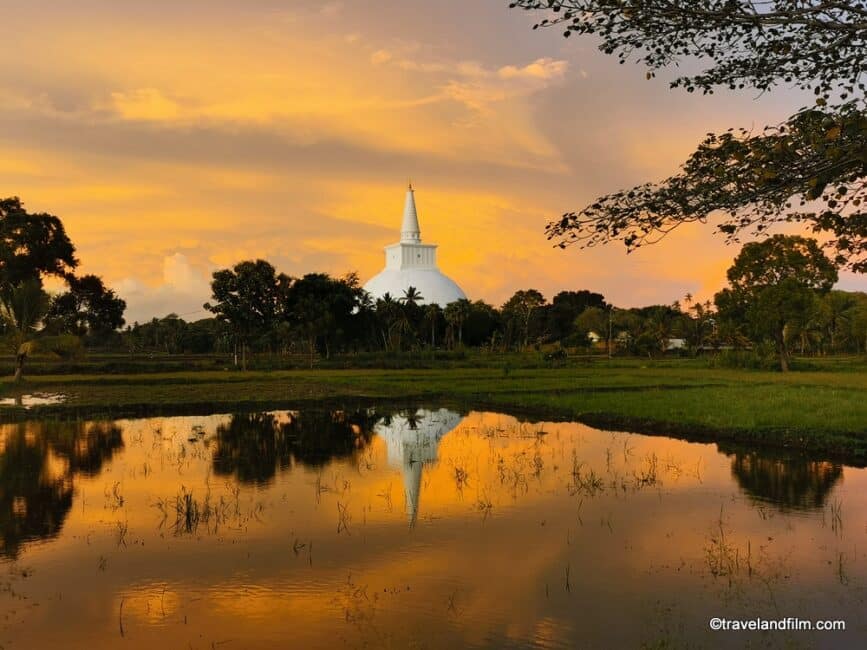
[2,0,864,323]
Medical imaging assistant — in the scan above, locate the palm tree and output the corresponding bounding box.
[401,286,424,307]
[0,279,50,381]
[444,299,471,348]
[376,294,410,351]
[422,303,442,348]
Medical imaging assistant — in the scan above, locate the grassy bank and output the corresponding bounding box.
[2,358,867,462]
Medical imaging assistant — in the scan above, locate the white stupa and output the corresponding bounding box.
[374,408,463,526]
[363,184,467,306]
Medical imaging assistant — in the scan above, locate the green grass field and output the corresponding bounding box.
[2,356,867,462]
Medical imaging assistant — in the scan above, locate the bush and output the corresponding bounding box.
[707,344,780,371]
[38,334,84,360]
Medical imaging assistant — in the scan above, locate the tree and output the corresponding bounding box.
[422,303,443,348]
[283,273,364,364]
[501,289,545,349]
[684,298,717,352]
[375,293,403,351]
[47,274,126,340]
[546,290,607,342]
[444,299,472,348]
[0,279,50,381]
[633,304,684,355]
[816,290,860,352]
[574,306,607,342]
[0,197,78,287]
[0,198,79,379]
[510,2,867,271]
[714,235,838,371]
[399,286,425,344]
[401,286,424,306]
[464,301,502,347]
[204,260,282,370]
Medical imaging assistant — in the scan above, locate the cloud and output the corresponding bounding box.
[436,58,569,115]
[497,57,568,80]
[115,253,212,323]
[109,88,182,122]
[4,0,860,323]
[370,49,393,65]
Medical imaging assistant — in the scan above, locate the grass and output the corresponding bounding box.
[1,356,867,461]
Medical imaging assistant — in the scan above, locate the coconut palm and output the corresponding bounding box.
[444,299,471,348]
[422,303,442,348]
[376,293,411,351]
[0,279,50,381]
[401,286,424,307]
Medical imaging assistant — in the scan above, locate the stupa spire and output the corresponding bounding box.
[400,183,421,243]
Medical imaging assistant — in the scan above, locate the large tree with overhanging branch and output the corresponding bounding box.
[509,1,867,270]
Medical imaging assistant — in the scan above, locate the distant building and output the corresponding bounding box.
[364,184,466,306]
[587,330,602,344]
[666,338,687,351]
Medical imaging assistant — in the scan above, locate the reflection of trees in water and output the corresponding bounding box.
[212,410,377,485]
[0,421,124,558]
[728,449,843,511]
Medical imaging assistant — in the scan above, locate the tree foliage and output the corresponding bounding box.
[283,273,366,363]
[510,1,867,270]
[204,259,285,367]
[714,235,838,369]
[125,254,867,364]
[0,197,77,290]
[47,274,126,338]
[501,289,546,348]
[0,199,127,371]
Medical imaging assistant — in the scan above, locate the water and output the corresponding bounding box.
[0,393,66,408]
[0,408,863,649]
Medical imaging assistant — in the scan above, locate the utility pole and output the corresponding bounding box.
[608,306,613,360]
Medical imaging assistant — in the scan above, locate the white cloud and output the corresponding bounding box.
[440,58,569,114]
[362,47,569,114]
[116,253,212,323]
[497,57,568,81]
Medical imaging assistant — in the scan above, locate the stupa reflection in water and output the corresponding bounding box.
[374,408,463,526]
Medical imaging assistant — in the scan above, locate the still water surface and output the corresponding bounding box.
[0,408,864,649]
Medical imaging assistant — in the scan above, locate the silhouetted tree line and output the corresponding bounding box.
[113,242,866,372]
[4,197,866,373]
[189,258,617,365]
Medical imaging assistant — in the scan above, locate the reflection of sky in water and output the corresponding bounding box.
[0,393,66,408]
[0,410,864,649]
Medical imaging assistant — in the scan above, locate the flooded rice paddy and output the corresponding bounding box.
[0,408,864,649]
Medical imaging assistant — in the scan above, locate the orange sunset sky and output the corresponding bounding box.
[3,0,864,322]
